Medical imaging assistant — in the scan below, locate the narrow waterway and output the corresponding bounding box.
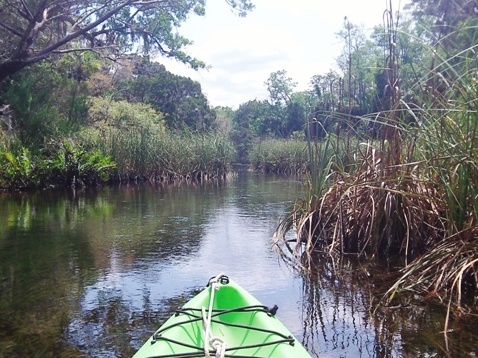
[0,171,476,357]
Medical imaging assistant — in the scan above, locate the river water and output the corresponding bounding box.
[0,171,476,357]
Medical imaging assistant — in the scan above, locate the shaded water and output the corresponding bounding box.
[0,171,476,357]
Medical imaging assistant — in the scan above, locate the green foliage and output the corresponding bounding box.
[4,65,62,146]
[0,0,254,81]
[249,138,308,173]
[214,106,235,134]
[0,141,115,190]
[45,141,116,186]
[56,52,101,82]
[229,127,253,164]
[77,94,232,179]
[261,70,308,138]
[0,147,40,188]
[2,62,90,146]
[229,100,261,161]
[115,60,214,131]
[88,127,233,180]
[233,93,309,140]
[86,96,165,131]
[265,70,297,107]
[274,11,478,321]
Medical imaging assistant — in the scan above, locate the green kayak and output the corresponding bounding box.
[133,274,312,358]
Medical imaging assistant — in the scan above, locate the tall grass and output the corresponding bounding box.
[275,127,441,263]
[249,138,309,174]
[275,10,478,321]
[78,126,233,182]
[274,126,361,266]
[385,36,478,319]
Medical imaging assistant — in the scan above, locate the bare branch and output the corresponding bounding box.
[51,45,117,54]
[0,0,252,81]
[0,20,24,37]
[70,2,112,32]
[36,1,134,57]
[19,0,34,20]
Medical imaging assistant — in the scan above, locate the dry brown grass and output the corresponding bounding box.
[278,144,444,262]
[386,228,478,302]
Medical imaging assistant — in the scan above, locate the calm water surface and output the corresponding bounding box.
[0,171,476,357]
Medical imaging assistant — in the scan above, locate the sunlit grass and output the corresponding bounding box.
[79,126,234,182]
[249,138,308,174]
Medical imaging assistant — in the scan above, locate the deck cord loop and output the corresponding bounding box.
[202,273,227,357]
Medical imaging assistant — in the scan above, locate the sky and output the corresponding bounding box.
[159,0,410,109]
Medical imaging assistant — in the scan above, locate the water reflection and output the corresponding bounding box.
[296,253,478,357]
[0,173,305,357]
[1,173,477,357]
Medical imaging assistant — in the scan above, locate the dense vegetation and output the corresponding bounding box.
[0,0,253,190]
[0,55,234,189]
[1,0,478,339]
[273,0,478,330]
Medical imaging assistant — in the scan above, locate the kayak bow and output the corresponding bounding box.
[133,274,311,358]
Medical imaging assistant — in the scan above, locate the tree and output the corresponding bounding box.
[408,0,478,36]
[310,70,341,112]
[214,106,234,134]
[2,62,90,146]
[116,59,215,130]
[87,96,165,131]
[336,19,373,113]
[263,70,298,137]
[0,0,254,82]
[230,100,261,161]
[406,0,478,101]
[265,70,297,108]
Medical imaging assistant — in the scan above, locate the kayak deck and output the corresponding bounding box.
[133,274,311,358]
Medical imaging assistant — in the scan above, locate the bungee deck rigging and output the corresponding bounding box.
[133,274,312,358]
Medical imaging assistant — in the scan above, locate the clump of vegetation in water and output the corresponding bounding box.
[82,126,233,183]
[249,138,309,174]
[275,1,478,328]
[0,128,233,190]
[0,142,115,190]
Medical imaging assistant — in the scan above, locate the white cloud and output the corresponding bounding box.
[158,0,409,108]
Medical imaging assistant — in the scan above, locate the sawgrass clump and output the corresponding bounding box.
[275,22,478,318]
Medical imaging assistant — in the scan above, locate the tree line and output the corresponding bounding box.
[1,0,478,188]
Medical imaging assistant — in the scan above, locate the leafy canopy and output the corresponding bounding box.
[0,0,254,81]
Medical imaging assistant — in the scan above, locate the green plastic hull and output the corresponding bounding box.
[133,275,311,357]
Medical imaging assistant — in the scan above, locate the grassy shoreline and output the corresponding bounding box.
[0,130,234,191]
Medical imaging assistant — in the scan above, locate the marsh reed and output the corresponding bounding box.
[275,5,478,324]
[249,138,309,174]
[79,126,233,182]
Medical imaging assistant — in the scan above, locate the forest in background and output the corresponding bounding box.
[0,0,413,189]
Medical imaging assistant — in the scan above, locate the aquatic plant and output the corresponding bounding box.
[249,138,309,174]
[275,3,478,321]
[0,147,40,189]
[80,125,234,182]
[384,30,478,325]
[45,140,116,186]
[0,141,115,189]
